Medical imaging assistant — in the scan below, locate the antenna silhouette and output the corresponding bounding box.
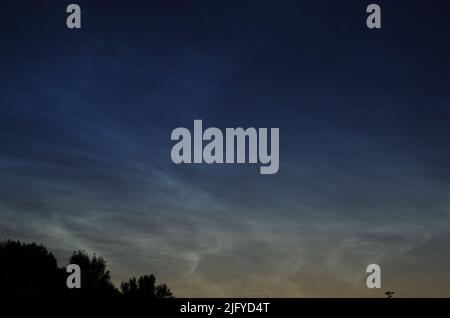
[385,291,394,298]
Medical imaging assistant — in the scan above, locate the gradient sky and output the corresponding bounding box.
[1,0,450,297]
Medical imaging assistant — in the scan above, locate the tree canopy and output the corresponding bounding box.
[0,240,174,299]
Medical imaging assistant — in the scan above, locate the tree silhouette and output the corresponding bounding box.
[138,274,156,297]
[121,276,138,297]
[0,240,66,298]
[121,274,174,298]
[0,239,174,298]
[155,284,173,299]
[68,250,119,297]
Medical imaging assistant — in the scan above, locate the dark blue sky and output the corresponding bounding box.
[1,0,450,296]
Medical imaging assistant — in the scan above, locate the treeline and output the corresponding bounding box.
[0,240,173,299]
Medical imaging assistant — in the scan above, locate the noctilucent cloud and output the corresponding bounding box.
[1,0,449,297]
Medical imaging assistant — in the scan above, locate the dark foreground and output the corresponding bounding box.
[4,298,448,316]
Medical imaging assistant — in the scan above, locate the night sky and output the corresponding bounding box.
[1,0,450,297]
